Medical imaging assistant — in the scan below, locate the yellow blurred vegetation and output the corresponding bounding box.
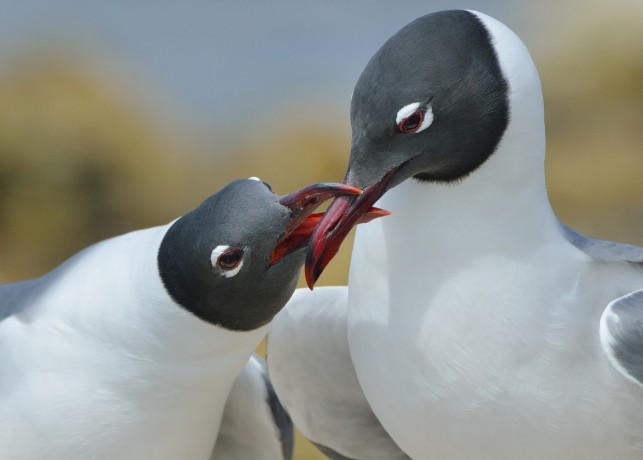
[0,12,641,460]
[542,10,643,244]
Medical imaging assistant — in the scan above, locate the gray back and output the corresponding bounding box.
[562,224,643,265]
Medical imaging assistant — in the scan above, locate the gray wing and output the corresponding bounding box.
[267,287,410,460]
[0,249,85,322]
[565,224,643,385]
[210,354,294,460]
[0,277,51,322]
[600,289,643,387]
[562,224,643,264]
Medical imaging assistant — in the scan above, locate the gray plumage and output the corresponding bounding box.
[602,289,643,386]
[0,279,43,322]
[0,259,71,322]
[262,363,294,460]
[312,442,358,460]
[211,354,294,460]
[563,223,643,386]
[562,224,643,264]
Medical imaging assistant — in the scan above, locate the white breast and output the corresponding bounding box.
[0,226,268,460]
[347,180,643,460]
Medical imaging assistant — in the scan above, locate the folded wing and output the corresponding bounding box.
[267,287,410,460]
[211,354,294,460]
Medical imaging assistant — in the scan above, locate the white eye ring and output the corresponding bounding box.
[210,245,244,278]
[396,102,434,134]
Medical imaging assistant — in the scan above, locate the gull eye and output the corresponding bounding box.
[217,248,243,270]
[399,109,424,133]
[395,102,434,134]
[211,245,245,277]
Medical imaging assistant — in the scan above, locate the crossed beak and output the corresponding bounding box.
[271,183,389,265]
[305,168,398,288]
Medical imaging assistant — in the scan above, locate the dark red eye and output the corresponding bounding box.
[398,109,424,133]
[217,248,244,270]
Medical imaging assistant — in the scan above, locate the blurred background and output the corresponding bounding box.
[0,1,641,458]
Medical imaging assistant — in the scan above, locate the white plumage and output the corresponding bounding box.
[270,10,643,460]
[0,226,266,459]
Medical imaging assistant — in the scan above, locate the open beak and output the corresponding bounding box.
[271,183,389,265]
[305,168,398,288]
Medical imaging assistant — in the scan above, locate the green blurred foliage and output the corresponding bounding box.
[0,11,641,460]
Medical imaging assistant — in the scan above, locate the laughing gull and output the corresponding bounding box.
[0,178,364,460]
[270,9,643,460]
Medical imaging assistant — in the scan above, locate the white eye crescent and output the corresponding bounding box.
[210,245,244,278]
[248,176,262,181]
[396,102,434,134]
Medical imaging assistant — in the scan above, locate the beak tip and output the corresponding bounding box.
[304,251,322,290]
[304,269,316,290]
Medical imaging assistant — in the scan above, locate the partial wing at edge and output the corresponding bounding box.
[211,354,294,460]
[600,289,643,388]
[267,287,410,460]
[562,224,643,264]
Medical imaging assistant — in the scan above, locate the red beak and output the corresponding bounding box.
[271,183,388,265]
[271,208,389,265]
[305,168,397,288]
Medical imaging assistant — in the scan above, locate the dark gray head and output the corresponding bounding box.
[306,10,518,287]
[349,9,509,188]
[158,179,361,331]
